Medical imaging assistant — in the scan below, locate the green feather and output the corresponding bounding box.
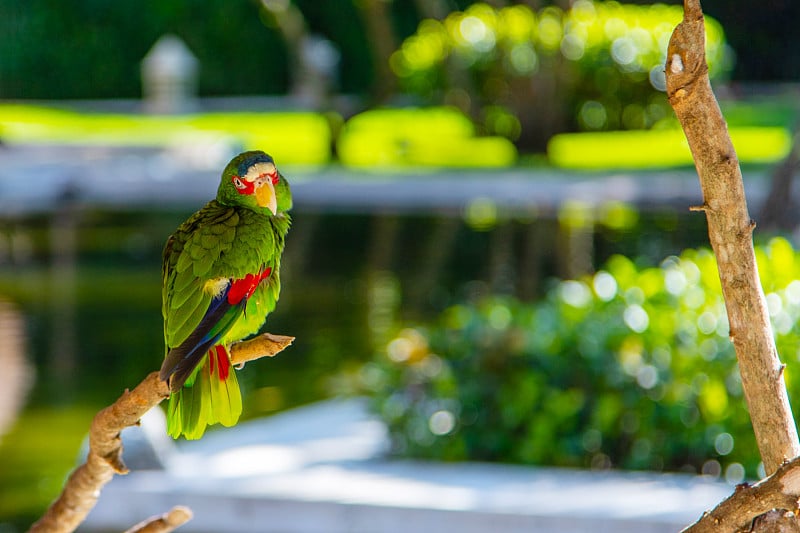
[166,352,242,439]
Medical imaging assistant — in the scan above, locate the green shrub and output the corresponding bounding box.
[337,107,517,168]
[547,126,791,169]
[363,238,800,479]
[391,1,731,142]
[0,104,333,166]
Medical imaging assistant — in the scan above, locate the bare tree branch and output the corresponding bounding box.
[665,0,800,476]
[27,332,293,533]
[27,372,170,533]
[230,332,295,366]
[666,1,800,531]
[124,506,193,533]
[681,455,800,532]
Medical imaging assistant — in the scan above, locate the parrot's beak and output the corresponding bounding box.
[255,180,278,215]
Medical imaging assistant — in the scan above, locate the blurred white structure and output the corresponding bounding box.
[294,34,340,108]
[141,35,199,114]
[0,300,33,440]
[83,398,731,533]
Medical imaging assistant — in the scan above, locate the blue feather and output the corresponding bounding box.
[160,281,247,389]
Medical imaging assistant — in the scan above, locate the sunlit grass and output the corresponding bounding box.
[548,127,792,169]
[0,104,333,166]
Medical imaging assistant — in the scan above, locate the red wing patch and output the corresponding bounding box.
[226,267,273,305]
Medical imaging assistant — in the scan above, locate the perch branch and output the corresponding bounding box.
[681,455,800,532]
[666,0,800,476]
[28,372,170,533]
[124,506,193,533]
[230,332,295,366]
[27,332,293,533]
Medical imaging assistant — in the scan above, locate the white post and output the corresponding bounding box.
[141,34,199,114]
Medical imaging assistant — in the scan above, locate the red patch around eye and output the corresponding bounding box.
[257,172,279,185]
[232,175,255,194]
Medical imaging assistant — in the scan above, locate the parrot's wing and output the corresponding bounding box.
[160,204,241,386]
[161,281,246,389]
[224,268,280,342]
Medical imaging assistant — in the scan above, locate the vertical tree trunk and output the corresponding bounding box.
[406,216,460,312]
[757,126,800,232]
[50,186,79,401]
[412,0,448,19]
[256,0,308,95]
[666,0,799,477]
[356,0,398,103]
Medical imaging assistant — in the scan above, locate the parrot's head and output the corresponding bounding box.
[217,151,292,215]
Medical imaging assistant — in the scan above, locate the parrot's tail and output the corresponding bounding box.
[166,345,243,440]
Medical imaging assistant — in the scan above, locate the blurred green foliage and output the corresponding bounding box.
[392,1,731,138]
[2,100,793,169]
[0,407,96,527]
[337,107,517,167]
[548,126,791,169]
[0,104,332,166]
[0,0,289,98]
[1,0,799,102]
[363,237,800,480]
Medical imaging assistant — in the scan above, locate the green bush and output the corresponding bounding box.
[547,126,791,169]
[362,238,800,480]
[336,107,517,168]
[0,104,333,166]
[391,1,731,139]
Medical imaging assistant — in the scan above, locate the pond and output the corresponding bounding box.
[0,180,710,529]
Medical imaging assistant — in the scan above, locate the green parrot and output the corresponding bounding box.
[159,150,292,439]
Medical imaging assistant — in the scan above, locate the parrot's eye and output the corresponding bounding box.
[232,176,247,190]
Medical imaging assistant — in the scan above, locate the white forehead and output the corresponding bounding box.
[243,161,276,182]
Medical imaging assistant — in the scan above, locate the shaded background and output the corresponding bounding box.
[1,0,798,99]
[1,0,799,529]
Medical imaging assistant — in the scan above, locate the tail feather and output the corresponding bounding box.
[208,345,242,427]
[166,346,242,440]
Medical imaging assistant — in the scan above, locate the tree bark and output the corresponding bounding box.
[666,1,800,531]
[665,0,800,476]
[124,506,193,533]
[680,455,800,532]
